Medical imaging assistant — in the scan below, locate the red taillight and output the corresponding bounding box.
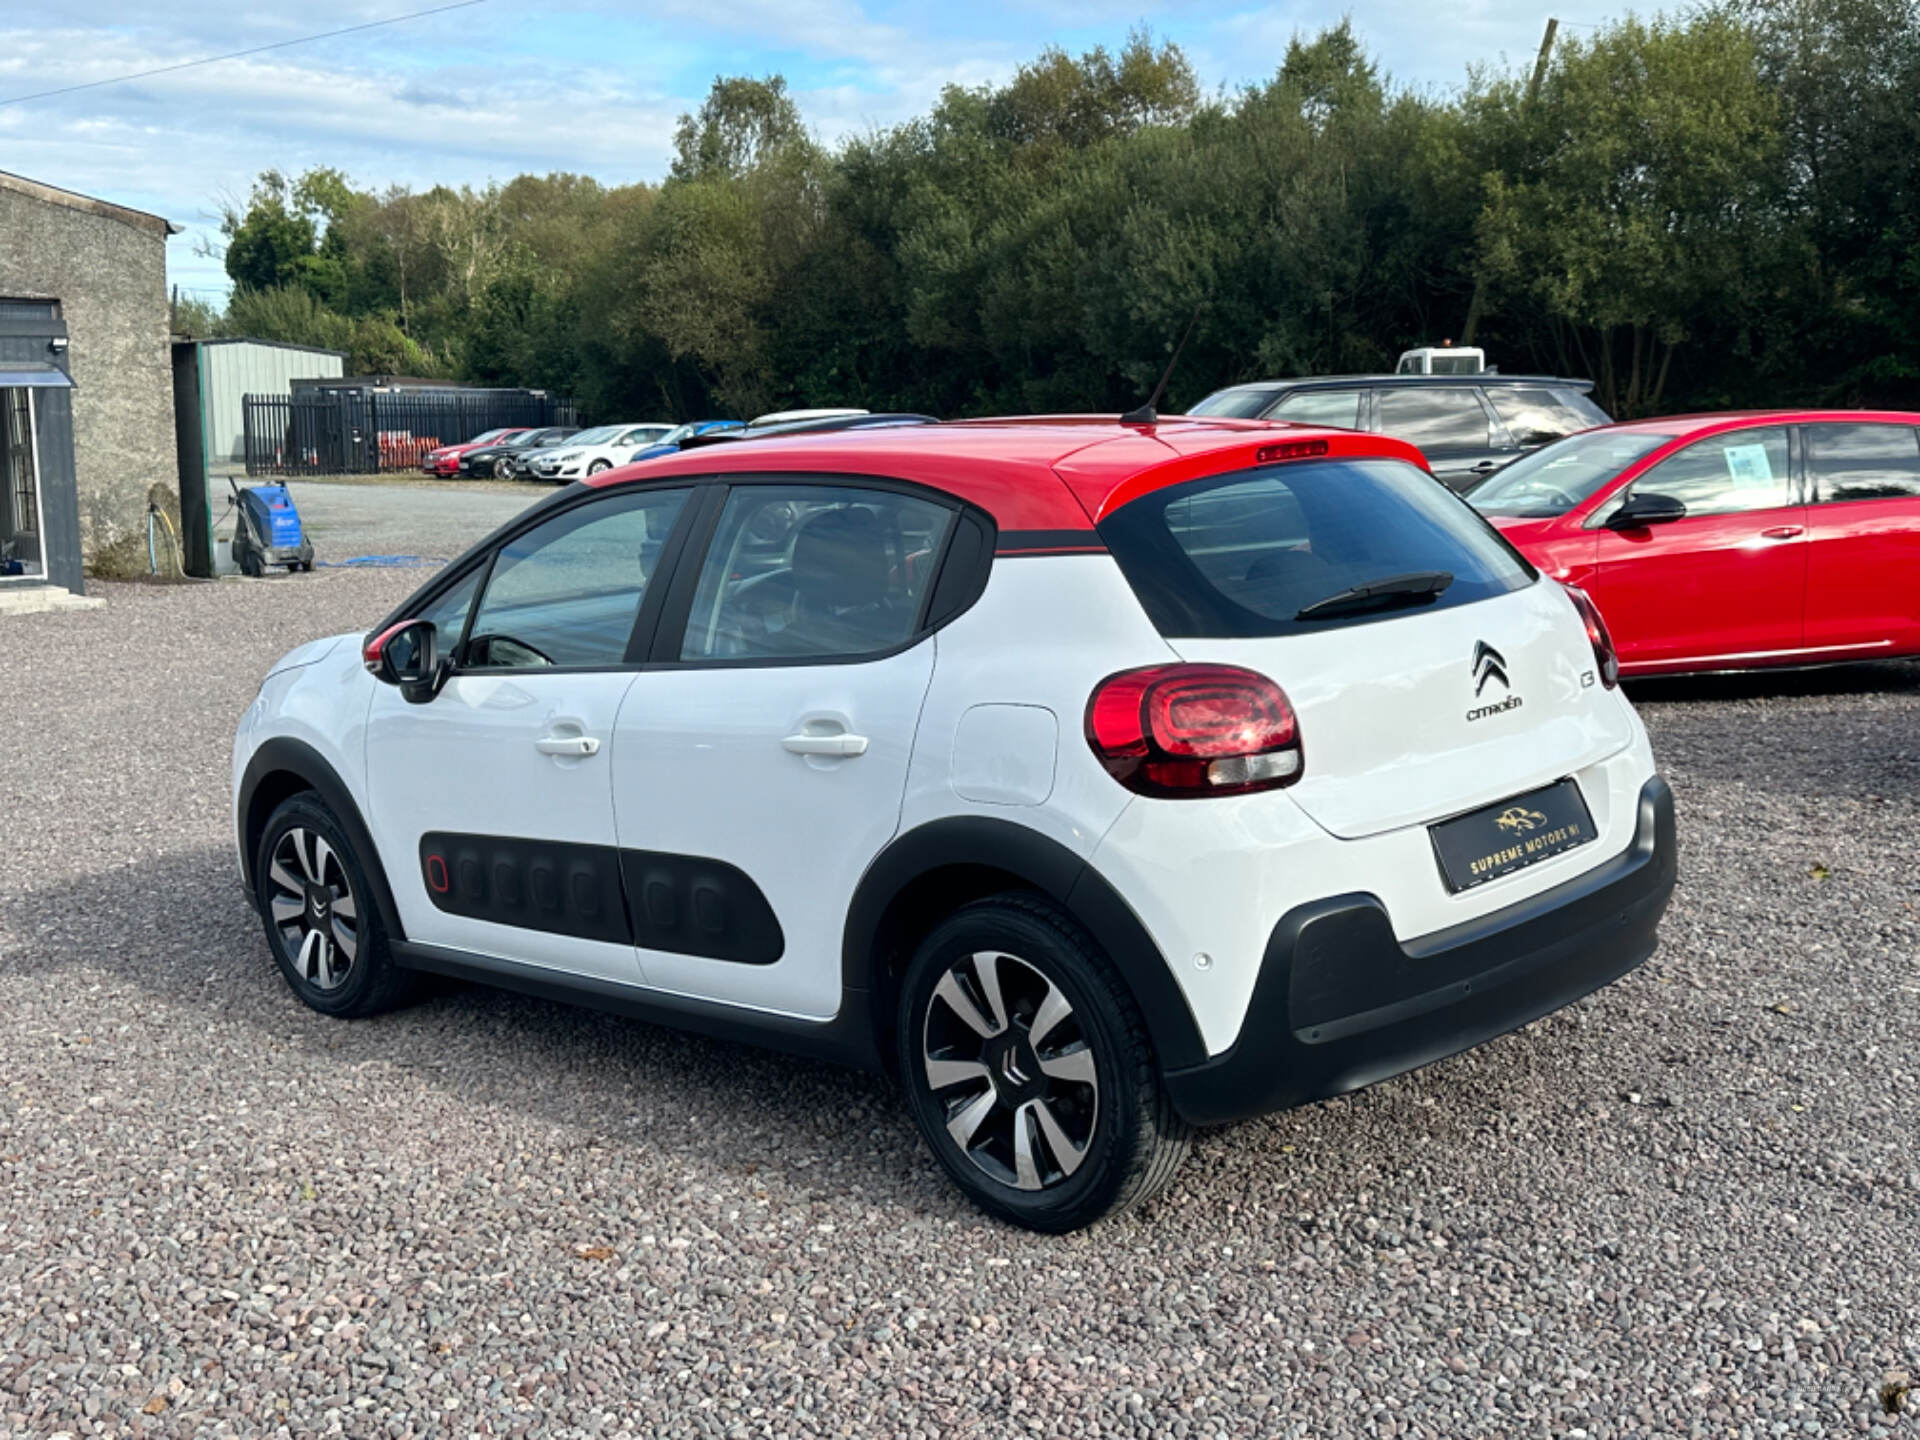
[1087,663,1302,797]
[1564,585,1619,688]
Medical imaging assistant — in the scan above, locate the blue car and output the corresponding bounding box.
[630,419,745,463]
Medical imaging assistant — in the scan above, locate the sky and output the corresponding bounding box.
[0,2,1615,302]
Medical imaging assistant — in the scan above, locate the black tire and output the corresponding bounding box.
[253,793,414,1018]
[897,894,1190,1232]
[586,459,611,477]
[239,547,264,578]
[493,458,515,479]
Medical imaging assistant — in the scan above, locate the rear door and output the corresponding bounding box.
[1800,422,1920,655]
[609,479,961,1018]
[1587,425,1805,669]
[1373,386,1513,491]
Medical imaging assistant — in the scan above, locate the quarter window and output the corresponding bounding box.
[1374,388,1494,450]
[1484,388,1602,447]
[679,484,955,661]
[1805,423,1920,502]
[1628,428,1792,517]
[1268,389,1364,429]
[463,488,690,669]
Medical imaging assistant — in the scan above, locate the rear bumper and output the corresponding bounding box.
[1162,775,1676,1126]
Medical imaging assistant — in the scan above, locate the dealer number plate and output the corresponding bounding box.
[1429,779,1596,893]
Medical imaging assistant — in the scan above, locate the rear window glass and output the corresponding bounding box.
[1375,388,1493,450]
[1100,458,1535,638]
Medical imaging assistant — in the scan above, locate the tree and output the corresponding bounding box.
[671,76,806,181]
[1465,14,1784,414]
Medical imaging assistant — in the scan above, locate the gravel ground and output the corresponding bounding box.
[1,559,1916,1437]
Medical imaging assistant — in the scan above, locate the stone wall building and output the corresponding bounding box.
[0,170,178,584]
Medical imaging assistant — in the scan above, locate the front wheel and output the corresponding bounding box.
[493,457,516,479]
[255,793,414,1017]
[586,459,611,476]
[897,895,1190,1231]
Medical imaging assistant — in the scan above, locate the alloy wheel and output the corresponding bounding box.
[267,827,360,991]
[921,950,1099,1191]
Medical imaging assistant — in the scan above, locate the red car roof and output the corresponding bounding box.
[585,416,1426,536]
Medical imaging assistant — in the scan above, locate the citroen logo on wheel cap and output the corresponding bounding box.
[1471,640,1509,696]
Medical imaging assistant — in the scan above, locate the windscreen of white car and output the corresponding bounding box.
[564,426,622,447]
[1099,458,1534,637]
[1467,432,1672,518]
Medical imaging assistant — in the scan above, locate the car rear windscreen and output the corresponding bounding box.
[1186,389,1278,419]
[1099,458,1536,638]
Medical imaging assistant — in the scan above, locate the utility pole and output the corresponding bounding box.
[1463,17,1557,347]
[1528,17,1560,101]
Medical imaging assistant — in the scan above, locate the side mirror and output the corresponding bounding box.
[363,619,447,704]
[1606,491,1687,530]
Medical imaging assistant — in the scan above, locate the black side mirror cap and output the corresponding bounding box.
[362,618,447,703]
[1606,491,1688,529]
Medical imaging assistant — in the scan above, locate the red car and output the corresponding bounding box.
[1468,410,1920,676]
[419,428,532,478]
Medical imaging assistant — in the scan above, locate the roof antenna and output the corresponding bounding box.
[1120,309,1200,427]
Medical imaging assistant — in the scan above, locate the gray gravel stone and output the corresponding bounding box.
[1,551,1916,1436]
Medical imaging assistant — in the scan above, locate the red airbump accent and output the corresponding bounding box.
[425,854,450,893]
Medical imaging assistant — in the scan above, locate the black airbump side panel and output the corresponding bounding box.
[618,850,785,964]
[420,833,632,945]
[418,833,786,963]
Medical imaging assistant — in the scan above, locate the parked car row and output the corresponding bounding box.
[418,370,1920,682]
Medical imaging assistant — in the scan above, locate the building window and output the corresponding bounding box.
[1,389,44,578]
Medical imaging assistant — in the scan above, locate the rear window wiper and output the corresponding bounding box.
[1295,570,1454,621]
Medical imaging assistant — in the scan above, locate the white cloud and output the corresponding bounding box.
[1,0,1625,299]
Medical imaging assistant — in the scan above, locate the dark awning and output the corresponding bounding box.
[0,363,73,388]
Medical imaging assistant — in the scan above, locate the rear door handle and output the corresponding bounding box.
[1470,459,1503,473]
[782,732,868,757]
[1761,525,1805,540]
[535,734,600,757]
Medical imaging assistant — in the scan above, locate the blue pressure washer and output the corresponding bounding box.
[229,477,314,576]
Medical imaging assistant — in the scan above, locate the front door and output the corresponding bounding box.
[611,480,957,1019]
[365,485,694,982]
[1588,425,1805,669]
[1799,422,1920,655]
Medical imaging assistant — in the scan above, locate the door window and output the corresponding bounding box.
[1627,428,1792,517]
[1268,389,1364,428]
[679,484,955,660]
[1483,388,1603,447]
[463,488,690,669]
[1805,423,1920,502]
[1374,388,1494,450]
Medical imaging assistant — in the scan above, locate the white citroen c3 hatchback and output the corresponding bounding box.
[234,416,1675,1231]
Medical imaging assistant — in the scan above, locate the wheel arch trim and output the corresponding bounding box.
[238,737,407,943]
[842,815,1208,1074]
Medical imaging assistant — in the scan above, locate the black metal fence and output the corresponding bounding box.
[242,390,578,476]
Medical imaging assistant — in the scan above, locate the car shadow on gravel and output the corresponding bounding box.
[1,844,936,1209]
[1625,658,1920,706]
[1626,660,1920,802]
[4,844,1648,1227]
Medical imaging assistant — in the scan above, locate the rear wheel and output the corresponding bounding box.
[255,793,413,1018]
[239,547,264,577]
[897,895,1189,1231]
